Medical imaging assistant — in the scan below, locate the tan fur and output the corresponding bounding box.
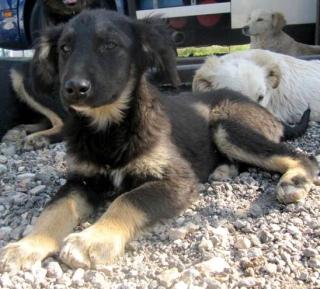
[246,10,320,56]
[272,12,286,33]
[210,99,284,142]
[69,136,172,189]
[0,192,92,271]
[10,69,64,140]
[59,195,147,268]
[71,75,135,131]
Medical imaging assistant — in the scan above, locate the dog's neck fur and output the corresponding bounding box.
[65,74,170,169]
[250,30,291,51]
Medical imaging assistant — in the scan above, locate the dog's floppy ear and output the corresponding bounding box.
[192,56,221,92]
[136,16,176,68]
[272,12,286,33]
[265,63,281,89]
[30,25,63,94]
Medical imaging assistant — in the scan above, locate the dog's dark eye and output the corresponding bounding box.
[101,41,117,52]
[257,18,264,22]
[60,44,71,54]
[258,95,264,102]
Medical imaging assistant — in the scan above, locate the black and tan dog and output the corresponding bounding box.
[0,10,318,271]
[31,0,181,87]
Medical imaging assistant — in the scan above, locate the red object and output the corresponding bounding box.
[197,0,221,27]
[169,18,187,29]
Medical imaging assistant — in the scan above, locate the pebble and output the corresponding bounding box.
[0,164,7,175]
[72,268,85,286]
[234,237,251,249]
[264,263,277,274]
[0,226,12,241]
[47,261,63,279]
[169,227,188,240]
[258,230,274,243]
[195,257,229,276]
[29,185,46,195]
[0,273,13,288]
[199,237,214,251]
[303,248,318,257]
[84,271,105,289]
[172,281,188,289]
[0,155,8,163]
[308,256,320,268]
[158,268,180,288]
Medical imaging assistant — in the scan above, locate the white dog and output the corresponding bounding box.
[193,49,320,123]
[243,9,320,56]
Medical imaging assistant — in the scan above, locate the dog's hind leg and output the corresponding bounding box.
[10,68,64,148]
[0,185,93,272]
[211,120,318,204]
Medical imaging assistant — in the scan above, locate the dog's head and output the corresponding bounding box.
[193,55,281,107]
[242,9,286,36]
[32,10,166,128]
[43,0,95,16]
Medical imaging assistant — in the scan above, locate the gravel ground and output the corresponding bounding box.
[0,121,320,289]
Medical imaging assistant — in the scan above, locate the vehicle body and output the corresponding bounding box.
[0,0,318,49]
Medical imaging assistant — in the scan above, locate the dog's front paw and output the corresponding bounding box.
[0,238,52,272]
[23,135,50,150]
[277,173,312,204]
[60,226,126,269]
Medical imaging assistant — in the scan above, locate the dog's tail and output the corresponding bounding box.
[282,108,310,140]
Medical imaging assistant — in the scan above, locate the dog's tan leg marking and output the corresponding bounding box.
[213,126,314,204]
[0,192,92,272]
[60,194,146,269]
[10,68,64,146]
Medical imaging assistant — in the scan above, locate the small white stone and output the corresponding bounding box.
[287,225,301,236]
[23,272,34,284]
[265,263,277,274]
[172,281,188,289]
[0,272,13,288]
[47,261,63,279]
[308,257,320,268]
[238,277,257,287]
[234,237,251,249]
[303,248,318,257]
[169,227,188,240]
[195,257,229,276]
[185,222,200,233]
[72,268,85,286]
[158,268,180,287]
[181,268,201,281]
[29,185,46,195]
[0,164,7,175]
[0,226,12,241]
[199,238,213,251]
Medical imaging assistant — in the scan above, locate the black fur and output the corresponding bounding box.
[0,58,43,140]
[38,9,317,209]
[1,10,315,271]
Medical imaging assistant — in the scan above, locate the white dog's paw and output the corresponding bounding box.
[277,173,312,204]
[0,239,51,272]
[60,226,126,269]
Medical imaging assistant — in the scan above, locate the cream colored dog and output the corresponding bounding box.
[193,49,320,123]
[242,9,320,56]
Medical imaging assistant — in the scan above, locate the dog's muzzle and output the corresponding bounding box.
[242,26,250,36]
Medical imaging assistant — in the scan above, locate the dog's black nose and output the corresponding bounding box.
[64,79,91,101]
[242,25,249,35]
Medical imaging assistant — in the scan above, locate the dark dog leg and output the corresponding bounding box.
[211,120,318,204]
